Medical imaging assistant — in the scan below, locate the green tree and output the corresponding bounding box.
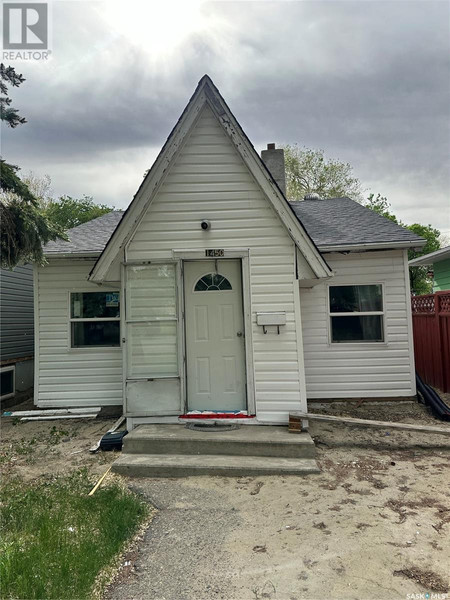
[283,145,363,201]
[0,66,65,268]
[407,224,441,295]
[364,193,398,222]
[364,193,440,295]
[0,63,26,127]
[43,195,113,230]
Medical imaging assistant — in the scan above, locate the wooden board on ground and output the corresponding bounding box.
[4,407,101,417]
[21,414,98,421]
[291,412,450,435]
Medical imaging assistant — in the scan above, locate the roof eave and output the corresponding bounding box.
[320,240,426,253]
[409,247,450,266]
[44,251,101,259]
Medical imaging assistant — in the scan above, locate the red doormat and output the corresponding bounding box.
[179,411,255,419]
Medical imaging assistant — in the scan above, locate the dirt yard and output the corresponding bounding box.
[1,398,449,600]
[0,397,119,481]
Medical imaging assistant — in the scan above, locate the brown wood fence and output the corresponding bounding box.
[411,291,450,392]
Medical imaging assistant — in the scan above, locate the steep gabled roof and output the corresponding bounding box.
[291,198,426,251]
[88,75,332,282]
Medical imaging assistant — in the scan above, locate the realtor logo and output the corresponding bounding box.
[3,3,48,49]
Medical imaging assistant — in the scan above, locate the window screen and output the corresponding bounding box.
[126,264,178,379]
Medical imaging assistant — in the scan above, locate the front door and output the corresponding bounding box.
[184,259,246,411]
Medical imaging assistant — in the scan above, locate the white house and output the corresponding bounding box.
[36,75,425,430]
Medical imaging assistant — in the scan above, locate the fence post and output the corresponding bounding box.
[437,292,450,393]
[435,293,444,391]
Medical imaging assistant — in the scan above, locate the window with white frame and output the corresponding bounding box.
[70,291,120,348]
[329,284,384,343]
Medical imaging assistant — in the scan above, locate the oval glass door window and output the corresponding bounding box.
[194,274,232,291]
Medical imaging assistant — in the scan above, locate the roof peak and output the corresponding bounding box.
[198,74,214,85]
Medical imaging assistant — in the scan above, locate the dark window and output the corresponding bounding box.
[70,291,120,348]
[1,367,14,398]
[70,292,120,319]
[194,274,232,291]
[71,321,121,348]
[330,285,382,313]
[329,284,384,343]
[331,315,383,343]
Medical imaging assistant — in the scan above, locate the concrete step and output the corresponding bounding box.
[123,424,316,459]
[112,453,320,477]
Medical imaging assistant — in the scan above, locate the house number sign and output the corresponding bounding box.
[205,249,224,257]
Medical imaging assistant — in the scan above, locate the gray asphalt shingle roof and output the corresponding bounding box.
[44,211,124,255]
[290,197,424,249]
[44,197,424,256]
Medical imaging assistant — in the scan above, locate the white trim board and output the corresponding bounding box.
[182,256,256,416]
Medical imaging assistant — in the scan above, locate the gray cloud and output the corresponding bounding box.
[2,0,449,233]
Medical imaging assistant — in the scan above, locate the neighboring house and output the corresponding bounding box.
[35,76,425,428]
[0,265,34,403]
[409,246,450,292]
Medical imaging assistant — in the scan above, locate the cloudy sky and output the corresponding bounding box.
[3,0,450,236]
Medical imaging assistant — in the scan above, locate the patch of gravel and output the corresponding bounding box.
[393,567,449,593]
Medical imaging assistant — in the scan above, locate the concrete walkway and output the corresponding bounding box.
[106,423,450,600]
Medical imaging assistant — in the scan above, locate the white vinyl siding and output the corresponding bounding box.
[300,250,415,398]
[126,105,304,422]
[35,259,122,407]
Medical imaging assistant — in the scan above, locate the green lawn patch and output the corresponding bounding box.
[0,470,149,600]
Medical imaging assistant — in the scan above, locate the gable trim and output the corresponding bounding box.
[89,75,332,282]
[201,82,331,278]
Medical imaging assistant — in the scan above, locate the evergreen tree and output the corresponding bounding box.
[0,65,65,268]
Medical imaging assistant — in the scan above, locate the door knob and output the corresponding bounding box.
[237,331,243,337]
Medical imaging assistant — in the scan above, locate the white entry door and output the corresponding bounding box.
[184,260,246,411]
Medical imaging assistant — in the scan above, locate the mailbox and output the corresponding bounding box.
[256,312,286,334]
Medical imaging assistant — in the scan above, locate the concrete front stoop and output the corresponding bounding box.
[112,424,320,477]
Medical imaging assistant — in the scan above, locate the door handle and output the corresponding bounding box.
[237,331,243,337]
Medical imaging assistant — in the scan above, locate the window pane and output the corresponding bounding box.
[127,265,176,320]
[1,369,14,397]
[128,321,178,378]
[330,285,382,313]
[194,273,232,291]
[71,321,120,347]
[71,292,120,319]
[331,315,383,342]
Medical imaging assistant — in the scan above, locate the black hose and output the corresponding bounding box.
[416,373,450,421]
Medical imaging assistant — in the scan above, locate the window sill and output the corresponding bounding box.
[327,341,388,347]
[68,346,122,353]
